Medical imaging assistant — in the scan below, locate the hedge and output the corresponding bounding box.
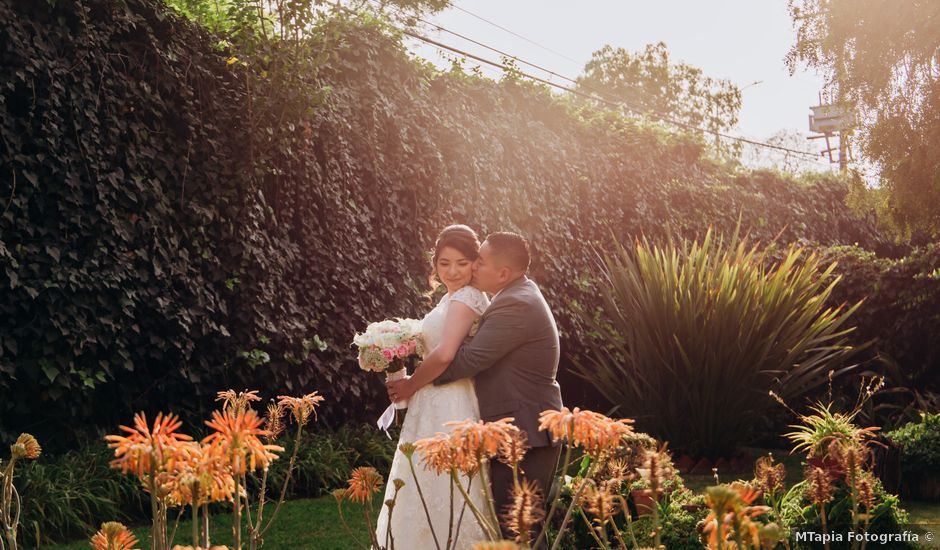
[0,0,915,443]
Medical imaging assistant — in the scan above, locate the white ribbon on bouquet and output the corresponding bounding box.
[376,368,409,438]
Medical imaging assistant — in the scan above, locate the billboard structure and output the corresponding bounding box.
[808,103,853,170]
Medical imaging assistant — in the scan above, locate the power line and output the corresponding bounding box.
[405,31,822,158]
[445,1,584,68]
[371,0,577,87]
[353,2,825,159]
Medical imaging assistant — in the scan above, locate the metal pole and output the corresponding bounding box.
[839,131,847,172]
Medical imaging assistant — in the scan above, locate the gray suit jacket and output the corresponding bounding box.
[434,276,563,448]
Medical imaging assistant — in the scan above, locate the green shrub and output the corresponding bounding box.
[0,0,897,442]
[780,479,914,549]
[575,229,864,456]
[15,441,146,547]
[631,492,708,550]
[818,243,940,419]
[886,413,940,500]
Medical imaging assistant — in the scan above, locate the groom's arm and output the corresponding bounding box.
[432,297,528,385]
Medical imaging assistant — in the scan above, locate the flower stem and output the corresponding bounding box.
[450,470,499,541]
[233,464,242,549]
[261,421,303,536]
[192,499,199,549]
[335,499,368,550]
[447,473,454,549]
[201,503,210,548]
[550,474,591,550]
[533,442,572,549]
[404,453,441,550]
[578,508,609,550]
[477,458,501,536]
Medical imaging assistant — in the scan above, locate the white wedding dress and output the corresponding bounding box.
[374,285,491,550]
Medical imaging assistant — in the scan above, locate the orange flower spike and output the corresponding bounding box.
[539,407,576,443]
[11,433,42,460]
[346,466,384,504]
[105,412,192,482]
[416,433,459,474]
[203,409,283,475]
[754,454,786,494]
[498,429,528,466]
[90,521,139,550]
[503,478,544,543]
[277,391,325,425]
[539,408,634,455]
[216,389,262,414]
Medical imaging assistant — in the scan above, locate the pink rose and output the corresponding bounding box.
[382,349,394,361]
[397,344,410,358]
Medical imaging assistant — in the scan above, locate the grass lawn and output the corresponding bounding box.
[41,495,382,550]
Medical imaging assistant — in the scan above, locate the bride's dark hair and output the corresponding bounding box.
[428,224,481,293]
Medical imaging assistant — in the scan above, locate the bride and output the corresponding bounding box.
[374,224,491,549]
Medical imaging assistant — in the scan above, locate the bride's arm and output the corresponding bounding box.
[388,302,478,400]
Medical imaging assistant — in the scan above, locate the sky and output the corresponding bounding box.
[402,0,837,168]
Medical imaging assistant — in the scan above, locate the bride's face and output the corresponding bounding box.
[436,246,475,293]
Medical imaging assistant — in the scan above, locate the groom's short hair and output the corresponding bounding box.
[486,232,530,272]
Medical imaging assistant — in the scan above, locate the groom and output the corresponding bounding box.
[388,232,563,540]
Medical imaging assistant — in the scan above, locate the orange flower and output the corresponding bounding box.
[601,457,631,482]
[277,391,325,425]
[582,479,617,524]
[806,466,834,505]
[754,454,786,494]
[90,521,139,550]
[828,440,870,480]
[448,418,520,460]
[216,389,261,414]
[345,466,383,504]
[164,442,236,506]
[416,432,468,474]
[11,433,41,460]
[416,418,522,475]
[264,402,286,440]
[497,429,529,466]
[203,409,283,475]
[855,471,877,510]
[702,482,771,549]
[105,412,193,481]
[503,478,544,543]
[538,408,634,456]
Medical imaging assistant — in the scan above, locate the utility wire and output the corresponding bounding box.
[406,29,821,158]
[372,0,578,87]
[445,1,584,68]
[354,1,826,159]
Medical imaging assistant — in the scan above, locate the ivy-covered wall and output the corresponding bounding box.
[0,0,913,443]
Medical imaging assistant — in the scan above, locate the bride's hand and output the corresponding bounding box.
[387,375,417,402]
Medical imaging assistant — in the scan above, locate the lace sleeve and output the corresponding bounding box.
[452,286,490,316]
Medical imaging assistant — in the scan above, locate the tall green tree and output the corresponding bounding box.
[787,0,940,242]
[164,0,448,35]
[576,42,742,158]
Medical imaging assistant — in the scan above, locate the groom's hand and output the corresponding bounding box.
[387,376,416,402]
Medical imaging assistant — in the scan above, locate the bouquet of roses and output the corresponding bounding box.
[353,318,425,410]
